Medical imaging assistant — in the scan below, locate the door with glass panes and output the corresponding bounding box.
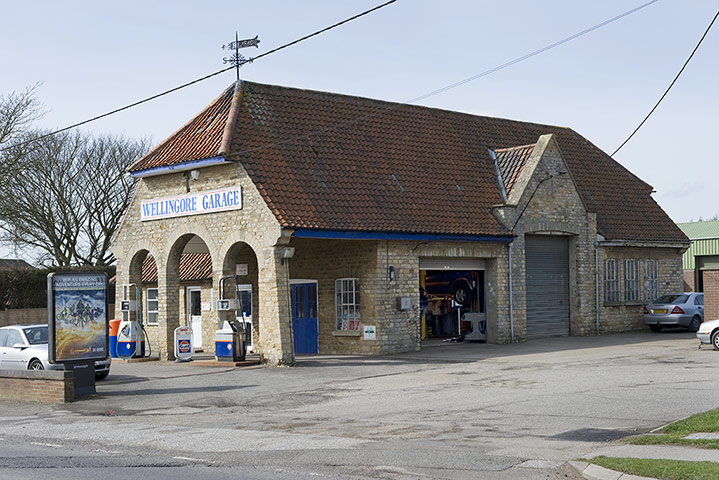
[291,282,318,354]
[236,284,253,352]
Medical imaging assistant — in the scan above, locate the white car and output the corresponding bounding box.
[696,319,719,350]
[0,324,111,379]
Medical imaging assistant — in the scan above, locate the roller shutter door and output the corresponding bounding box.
[525,235,569,338]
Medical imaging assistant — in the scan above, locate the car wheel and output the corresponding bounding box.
[689,315,702,333]
[28,359,44,370]
[712,331,719,351]
[95,371,109,381]
[649,325,662,333]
[453,283,472,306]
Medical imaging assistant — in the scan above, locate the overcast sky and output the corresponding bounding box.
[1,1,717,260]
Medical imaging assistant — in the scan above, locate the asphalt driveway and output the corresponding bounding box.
[1,330,717,479]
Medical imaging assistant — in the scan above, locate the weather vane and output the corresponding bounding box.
[223,32,260,81]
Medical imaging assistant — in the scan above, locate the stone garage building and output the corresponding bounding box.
[112,81,688,365]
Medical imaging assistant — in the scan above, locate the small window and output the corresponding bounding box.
[6,329,23,347]
[0,329,8,347]
[335,278,360,331]
[604,259,620,302]
[695,294,704,306]
[624,260,639,302]
[23,326,48,345]
[146,288,159,325]
[643,260,659,302]
[655,294,688,304]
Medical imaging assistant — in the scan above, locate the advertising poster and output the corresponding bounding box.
[48,273,109,363]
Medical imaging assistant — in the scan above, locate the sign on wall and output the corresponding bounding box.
[363,325,376,341]
[47,273,109,363]
[141,186,243,221]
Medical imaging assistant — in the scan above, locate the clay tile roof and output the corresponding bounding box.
[133,80,688,244]
[128,84,237,173]
[142,253,212,283]
[494,144,536,196]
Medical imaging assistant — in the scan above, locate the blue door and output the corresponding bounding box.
[292,283,318,354]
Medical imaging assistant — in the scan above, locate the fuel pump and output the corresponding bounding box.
[117,284,148,358]
[214,275,246,362]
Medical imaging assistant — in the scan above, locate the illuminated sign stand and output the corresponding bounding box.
[47,272,109,396]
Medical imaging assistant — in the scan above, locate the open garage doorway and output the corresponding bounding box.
[419,258,486,341]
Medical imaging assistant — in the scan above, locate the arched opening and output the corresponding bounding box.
[222,242,259,353]
[165,234,213,358]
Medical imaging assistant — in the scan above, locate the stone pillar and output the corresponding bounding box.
[256,246,294,365]
[158,261,179,361]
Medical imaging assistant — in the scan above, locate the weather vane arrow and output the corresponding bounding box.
[223,33,261,81]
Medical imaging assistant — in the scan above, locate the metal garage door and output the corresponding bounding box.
[525,235,569,338]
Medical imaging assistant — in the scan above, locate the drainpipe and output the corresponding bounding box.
[595,241,599,335]
[509,241,514,343]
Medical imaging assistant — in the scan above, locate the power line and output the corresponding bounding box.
[407,0,658,104]
[0,0,397,152]
[224,0,659,159]
[611,9,719,157]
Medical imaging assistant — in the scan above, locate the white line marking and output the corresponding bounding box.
[173,456,209,462]
[30,442,63,448]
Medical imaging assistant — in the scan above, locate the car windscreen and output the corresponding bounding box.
[23,326,48,345]
[655,294,688,305]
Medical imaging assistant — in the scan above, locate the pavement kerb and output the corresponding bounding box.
[569,460,655,480]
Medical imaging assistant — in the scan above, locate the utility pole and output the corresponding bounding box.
[223,32,261,81]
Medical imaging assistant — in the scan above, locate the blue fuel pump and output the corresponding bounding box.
[118,284,150,359]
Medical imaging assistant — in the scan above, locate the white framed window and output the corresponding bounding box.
[624,259,639,302]
[643,259,659,302]
[604,259,620,302]
[335,278,360,331]
[146,288,159,325]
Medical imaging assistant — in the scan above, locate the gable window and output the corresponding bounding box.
[335,278,360,331]
[624,260,639,302]
[643,260,659,302]
[146,288,159,325]
[604,259,620,302]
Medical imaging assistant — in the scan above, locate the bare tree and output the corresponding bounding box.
[0,130,149,266]
[0,84,46,178]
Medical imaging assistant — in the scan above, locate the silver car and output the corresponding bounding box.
[696,318,719,350]
[0,324,111,380]
[643,292,704,333]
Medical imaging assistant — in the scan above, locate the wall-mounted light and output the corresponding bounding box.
[280,246,295,265]
[388,265,395,282]
[190,169,200,181]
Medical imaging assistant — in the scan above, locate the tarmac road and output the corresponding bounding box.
[1,330,717,479]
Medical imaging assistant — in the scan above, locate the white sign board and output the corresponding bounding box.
[201,301,212,312]
[141,186,242,221]
[174,326,194,361]
[363,325,376,341]
[236,264,248,276]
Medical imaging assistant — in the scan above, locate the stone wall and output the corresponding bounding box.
[683,270,695,292]
[493,134,598,340]
[0,370,74,403]
[111,162,291,364]
[288,238,378,354]
[287,238,508,355]
[597,246,684,332]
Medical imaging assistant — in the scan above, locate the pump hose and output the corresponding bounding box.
[142,324,152,358]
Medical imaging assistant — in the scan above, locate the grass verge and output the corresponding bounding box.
[626,408,719,449]
[589,456,719,480]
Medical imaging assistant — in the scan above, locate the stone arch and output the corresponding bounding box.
[160,231,214,359]
[164,222,219,263]
[114,239,162,320]
[220,241,261,354]
[217,229,264,271]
